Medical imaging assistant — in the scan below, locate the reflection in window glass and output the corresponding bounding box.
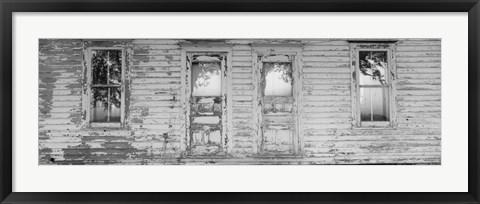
[359,51,388,85]
[358,50,390,122]
[91,49,122,123]
[92,87,121,123]
[92,50,108,85]
[92,50,122,85]
[109,88,121,122]
[191,61,221,96]
[108,51,122,84]
[360,87,389,121]
[263,62,293,96]
[93,87,109,122]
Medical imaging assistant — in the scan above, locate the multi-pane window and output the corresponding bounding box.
[351,43,396,127]
[89,48,124,123]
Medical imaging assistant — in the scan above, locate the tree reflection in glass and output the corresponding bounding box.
[263,62,293,96]
[358,51,389,122]
[359,51,387,85]
[91,49,122,123]
[92,87,109,122]
[191,61,221,96]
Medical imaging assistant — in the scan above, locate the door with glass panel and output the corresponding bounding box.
[186,53,227,156]
[256,54,298,155]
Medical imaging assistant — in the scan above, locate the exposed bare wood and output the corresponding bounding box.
[39,39,441,165]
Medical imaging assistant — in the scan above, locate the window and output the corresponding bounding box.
[86,48,125,126]
[191,59,222,96]
[350,43,396,127]
[263,62,293,96]
[359,51,389,122]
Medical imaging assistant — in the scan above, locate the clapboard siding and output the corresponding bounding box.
[39,39,441,165]
[230,44,256,155]
[394,40,441,159]
[39,39,83,162]
[300,39,440,164]
[301,41,352,163]
[128,40,183,163]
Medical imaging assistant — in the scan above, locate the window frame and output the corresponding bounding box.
[350,42,397,128]
[83,47,126,128]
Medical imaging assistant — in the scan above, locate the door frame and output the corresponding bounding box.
[180,45,233,155]
[252,45,303,155]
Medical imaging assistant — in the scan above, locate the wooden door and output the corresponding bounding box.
[186,53,227,156]
[256,54,299,156]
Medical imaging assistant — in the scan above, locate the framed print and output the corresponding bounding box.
[1,0,479,204]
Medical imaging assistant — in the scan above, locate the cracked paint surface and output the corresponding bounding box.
[38,39,442,165]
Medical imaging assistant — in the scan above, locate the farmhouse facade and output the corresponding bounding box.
[39,39,441,165]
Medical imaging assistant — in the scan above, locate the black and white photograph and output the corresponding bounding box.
[38,39,441,165]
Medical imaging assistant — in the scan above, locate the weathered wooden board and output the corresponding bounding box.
[38,39,441,165]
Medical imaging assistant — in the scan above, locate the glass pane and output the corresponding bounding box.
[92,87,121,123]
[92,50,108,85]
[109,87,121,122]
[263,62,293,96]
[92,87,109,122]
[359,51,388,86]
[360,87,389,121]
[108,50,122,84]
[191,61,222,96]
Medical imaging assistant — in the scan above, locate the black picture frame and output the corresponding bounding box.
[1,0,479,203]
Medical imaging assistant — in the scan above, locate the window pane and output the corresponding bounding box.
[191,61,222,96]
[109,87,121,122]
[360,87,389,121]
[92,87,109,122]
[359,51,388,86]
[92,87,121,123]
[92,50,108,85]
[108,50,122,85]
[92,50,122,85]
[263,62,293,96]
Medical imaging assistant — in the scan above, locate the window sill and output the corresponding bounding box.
[78,123,131,137]
[90,122,121,128]
[85,122,125,130]
[355,121,395,129]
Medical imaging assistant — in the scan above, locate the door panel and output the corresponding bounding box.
[261,96,294,154]
[189,96,223,155]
